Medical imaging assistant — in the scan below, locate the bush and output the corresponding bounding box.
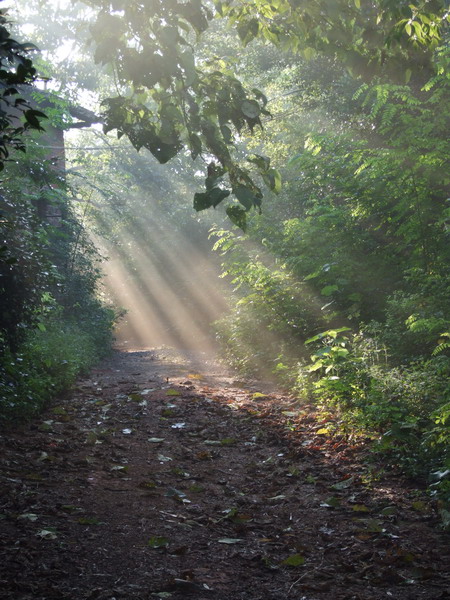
[0,306,115,424]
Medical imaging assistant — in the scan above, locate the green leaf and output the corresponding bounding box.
[331,476,354,490]
[36,528,57,540]
[282,553,305,567]
[148,536,169,548]
[380,506,397,516]
[303,47,315,60]
[365,519,383,533]
[412,500,427,512]
[166,389,180,396]
[316,427,330,435]
[247,154,271,171]
[233,185,257,210]
[287,152,303,166]
[157,454,173,462]
[189,133,202,160]
[165,487,188,500]
[194,187,230,211]
[226,205,247,231]
[237,18,259,45]
[320,285,338,297]
[77,517,102,525]
[262,168,282,194]
[352,504,370,512]
[241,99,261,119]
[220,437,237,446]
[179,50,197,86]
[320,496,341,508]
[24,109,46,130]
[220,124,233,144]
[18,513,38,521]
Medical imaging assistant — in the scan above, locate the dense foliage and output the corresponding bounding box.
[0,134,115,422]
[0,6,47,168]
[82,0,449,228]
[4,0,450,520]
[0,9,115,423]
[204,17,450,517]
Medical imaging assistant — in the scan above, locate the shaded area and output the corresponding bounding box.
[0,350,449,600]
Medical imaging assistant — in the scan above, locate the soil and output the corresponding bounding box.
[1,348,449,600]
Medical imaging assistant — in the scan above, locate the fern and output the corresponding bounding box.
[433,333,450,356]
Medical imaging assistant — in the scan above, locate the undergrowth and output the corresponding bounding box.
[0,305,115,425]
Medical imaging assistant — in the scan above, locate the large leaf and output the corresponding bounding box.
[226,205,247,231]
[194,187,230,211]
[241,99,261,119]
[262,168,282,194]
[233,185,257,210]
[237,18,259,46]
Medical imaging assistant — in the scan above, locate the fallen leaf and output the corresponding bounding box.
[157,454,173,462]
[77,517,102,525]
[282,553,305,567]
[148,536,169,548]
[352,504,370,512]
[218,538,243,544]
[148,438,165,443]
[24,473,44,481]
[86,431,98,445]
[380,506,397,516]
[38,420,53,432]
[220,437,237,446]
[364,519,383,533]
[320,496,341,508]
[305,474,317,484]
[36,528,57,540]
[189,484,204,493]
[331,476,354,490]
[165,488,190,503]
[166,389,181,396]
[138,481,158,490]
[195,451,212,460]
[17,513,38,521]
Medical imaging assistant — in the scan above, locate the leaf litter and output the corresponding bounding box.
[0,348,449,600]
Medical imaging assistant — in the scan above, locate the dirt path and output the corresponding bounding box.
[1,349,449,600]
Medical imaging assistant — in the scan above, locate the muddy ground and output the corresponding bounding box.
[0,348,449,600]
